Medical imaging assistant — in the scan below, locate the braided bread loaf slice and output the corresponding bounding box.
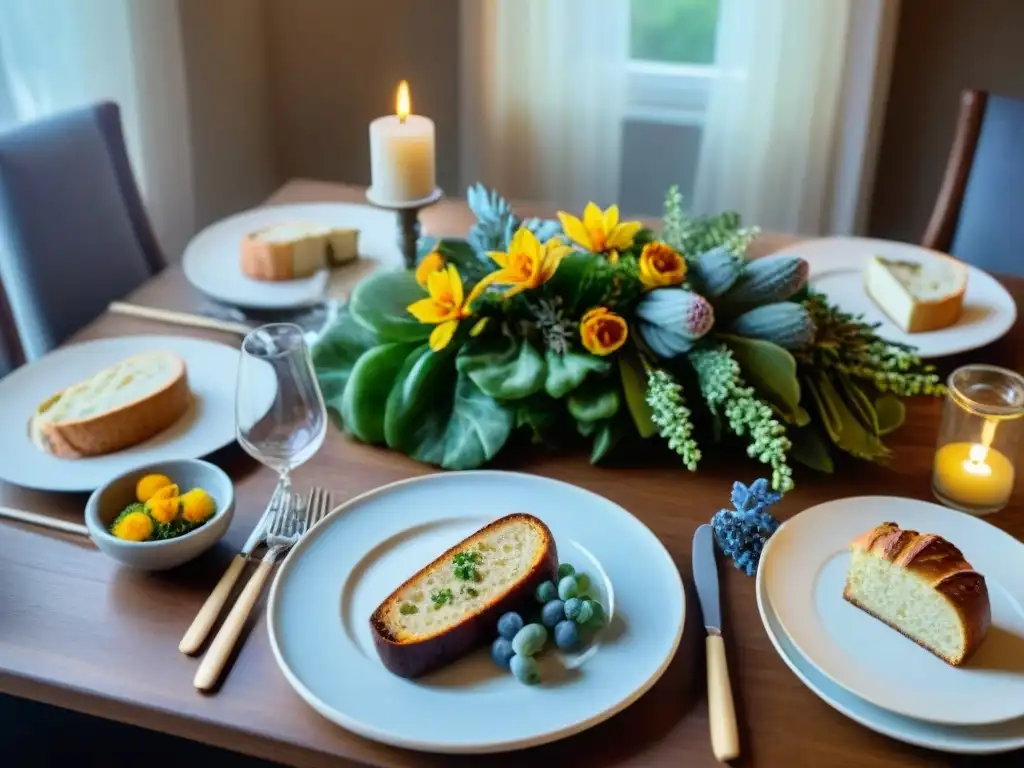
[843,521,990,666]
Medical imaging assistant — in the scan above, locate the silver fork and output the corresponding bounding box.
[193,487,332,691]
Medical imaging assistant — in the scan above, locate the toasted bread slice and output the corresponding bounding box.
[370,513,558,678]
[30,351,191,458]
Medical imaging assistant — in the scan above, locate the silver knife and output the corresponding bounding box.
[178,485,284,655]
[693,524,740,762]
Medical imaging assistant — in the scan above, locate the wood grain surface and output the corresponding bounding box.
[0,180,1021,768]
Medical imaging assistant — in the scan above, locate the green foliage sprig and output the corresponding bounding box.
[662,185,761,262]
[645,367,701,471]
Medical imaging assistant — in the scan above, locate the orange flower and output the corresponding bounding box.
[145,483,180,524]
[558,203,643,264]
[579,307,628,356]
[135,473,173,503]
[639,242,687,289]
[407,265,495,350]
[415,251,445,287]
[487,227,571,298]
[180,488,217,524]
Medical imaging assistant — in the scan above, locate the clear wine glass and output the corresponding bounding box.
[236,323,327,505]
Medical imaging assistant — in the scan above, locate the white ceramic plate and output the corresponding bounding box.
[0,335,273,492]
[756,550,1024,754]
[781,237,1017,357]
[182,203,402,309]
[762,496,1024,726]
[267,471,685,754]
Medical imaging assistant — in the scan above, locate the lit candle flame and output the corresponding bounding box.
[396,80,411,124]
[964,420,998,476]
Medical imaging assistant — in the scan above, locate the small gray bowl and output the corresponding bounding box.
[85,458,235,571]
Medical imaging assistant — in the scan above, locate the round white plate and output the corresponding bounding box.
[267,471,685,754]
[0,335,272,492]
[182,203,402,309]
[756,550,1024,754]
[762,496,1024,726]
[782,237,1017,357]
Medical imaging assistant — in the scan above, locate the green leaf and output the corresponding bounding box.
[310,307,379,417]
[435,238,493,282]
[720,333,803,422]
[817,373,889,460]
[590,419,625,464]
[618,352,657,438]
[875,394,906,436]
[384,345,454,450]
[804,374,841,443]
[341,343,417,444]
[349,269,432,343]
[545,348,611,398]
[457,335,546,400]
[515,395,564,445]
[789,424,834,473]
[836,374,880,434]
[567,378,620,422]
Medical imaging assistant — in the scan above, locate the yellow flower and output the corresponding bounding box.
[557,202,643,263]
[415,250,445,287]
[580,307,628,356]
[111,510,154,542]
[407,264,494,351]
[145,483,180,524]
[486,227,571,298]
[135,473,173,503]
[180,488,217,524]
[639,242,687,289]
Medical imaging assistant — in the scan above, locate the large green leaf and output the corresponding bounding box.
[349,269,432,343]
[804,374,841,442]
[435,238,493,283]
[589,419,626,464]
[545,349,611,398]
[310,307,379,417]
[515,395,564,445]
[567,378,620,422]
[875,394,906,436]
[836,374,880,434]
[816,373,889,460]
[546,252,599,313]
[384,345,453,449]
[341,343,416,444]
[457,336,546,400]
[721,333,803,422]
[618,352,656,438]
[789,424,834,473]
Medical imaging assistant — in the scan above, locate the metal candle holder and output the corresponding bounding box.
[365,187,443,270]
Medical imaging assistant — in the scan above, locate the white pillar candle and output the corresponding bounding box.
[369,81,436,204]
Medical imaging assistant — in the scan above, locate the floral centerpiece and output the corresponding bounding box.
[312,185,943,490]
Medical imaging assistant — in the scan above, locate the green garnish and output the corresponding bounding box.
[430,588,454,607]
[399,603,418,615]
[452,550,482,581]
[462,586,479,598]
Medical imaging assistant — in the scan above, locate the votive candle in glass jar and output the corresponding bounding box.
[932,364,1024,515]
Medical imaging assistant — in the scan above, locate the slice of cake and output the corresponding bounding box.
[864,255,967,333]
[843,521,990,666]
[240,222,359,282]
[30,351,191,458]
[370,513,557,678]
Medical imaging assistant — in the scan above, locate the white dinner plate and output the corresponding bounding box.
[182,203,402,309]
[756,550,1024,754]
[267,471,685,753]
[762,496,1024,726]
[0,335,273,492]
[781,237,1017,357]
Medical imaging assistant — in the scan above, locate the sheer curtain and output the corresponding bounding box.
[0,0,195,258]
[459,0,629,211]
[694,0,899,236]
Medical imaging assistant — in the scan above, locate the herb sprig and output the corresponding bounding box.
[452,550,482,581]
[430,588,454,607]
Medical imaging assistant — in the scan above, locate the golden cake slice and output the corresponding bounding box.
[370,513,557,678]
[843,521,990,666]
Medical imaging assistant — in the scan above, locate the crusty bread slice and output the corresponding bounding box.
[240,222,359,282]
[864,255,967,333]
[30,351,191,458]
[370,513,558,678]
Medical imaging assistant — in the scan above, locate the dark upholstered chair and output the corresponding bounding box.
[0,101,164,361]
[923,90,1024,276]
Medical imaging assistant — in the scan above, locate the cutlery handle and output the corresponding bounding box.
[179,554,248,655]
[193,558,273,691]
[706,634,740,762]
[0,506,91,537]
[108,302,251,336]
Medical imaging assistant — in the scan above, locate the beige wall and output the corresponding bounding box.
[179,0,279,231]
[266,0,460,195]
[869,0,1024,244]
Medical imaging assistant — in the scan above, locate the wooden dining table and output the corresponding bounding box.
[1,179,1022,768]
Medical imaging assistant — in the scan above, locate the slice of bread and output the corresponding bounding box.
[30,351,191,458]
[240,222,359,282]
[370,513,558,678]
[864,255,967,333]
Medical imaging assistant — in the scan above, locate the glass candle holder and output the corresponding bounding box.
[932,364,1024,515]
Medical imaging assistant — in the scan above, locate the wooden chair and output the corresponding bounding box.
[923,90,1024,276]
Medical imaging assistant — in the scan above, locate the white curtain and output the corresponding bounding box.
[0,0,195,259]
[459,0,629,211]
[693,0,899,236]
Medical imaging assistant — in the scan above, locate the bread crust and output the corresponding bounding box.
[370,513,558,678]
[33,353,191,458]
[846,521,991,665]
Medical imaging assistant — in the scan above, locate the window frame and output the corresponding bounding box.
[626,59,717,126]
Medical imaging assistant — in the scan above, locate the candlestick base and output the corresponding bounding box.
[365,187,443,270]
